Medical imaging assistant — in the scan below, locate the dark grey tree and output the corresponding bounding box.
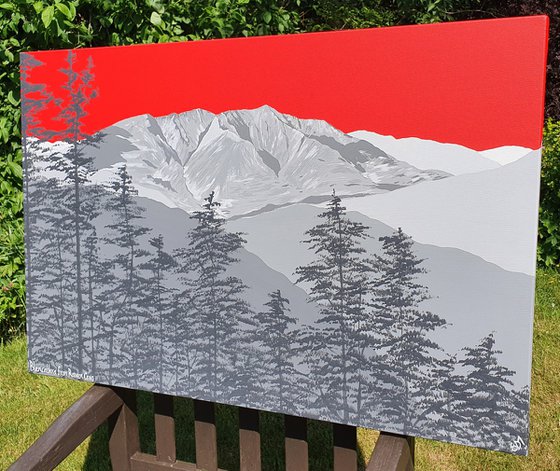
[372,228,446,434]
[84,229,100,376]
[171,255,197,393]
[458,333,518,451]
[46,51,102,371]
[295,190,373,421]
[139,234,177,390]
[103,164,150,386]
[254,290,301,411]
[503,385,530,455]
[176,191,252,401]
[83,223,115,379]
[30,210,75,369]
[20,53,54,358]
[418,354,468,441]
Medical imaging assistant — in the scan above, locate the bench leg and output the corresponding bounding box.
[333,423,357,471]
[108,387,140,471]
[366,432,414,471]
[284,415,308,471]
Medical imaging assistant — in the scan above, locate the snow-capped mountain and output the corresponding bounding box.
[479,145,533,165]
[73,105,449,216]
[341,152,541,275]
[350,130,504,176]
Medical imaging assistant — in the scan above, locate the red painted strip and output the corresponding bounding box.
[25,16,549,150]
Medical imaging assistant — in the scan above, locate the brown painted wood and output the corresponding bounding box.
[239,407,261,471]
[366,432,414,471]
[407,436,415,465]
[154,393,177,463]
[284,415,308,471]
[333,423,357,471]
[130,452,196,470]
[8,385,123,471]
[10,381,417,471]
[109,386,141,471]
[194,399,218,471]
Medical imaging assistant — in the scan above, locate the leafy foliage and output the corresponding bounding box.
[1,0,559,342]
[538,120,560,268]
[0,177,24,341]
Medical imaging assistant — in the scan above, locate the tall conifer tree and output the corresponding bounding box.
[139,234,176,390]
[20,54,54,358]
[295,190,373,421]
[177,191,252,401]
[254,290,301,410]
[46,51,102,371]
[104,165,150,385]
[372,228,445,434]
[458,333,517,450]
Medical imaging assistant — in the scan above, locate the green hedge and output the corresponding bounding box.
[1,0,559,342]
[539,120,560,268]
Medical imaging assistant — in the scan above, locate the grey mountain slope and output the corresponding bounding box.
[117,197,535,390]
[228,203,534,389]
[341,153,541,275]
[65,106,449,217]
[350,130,502,175]
[157,109,215,165]
[89,114,201,212]
[92,195,320,329]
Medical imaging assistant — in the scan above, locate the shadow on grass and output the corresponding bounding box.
[83,391,370,470]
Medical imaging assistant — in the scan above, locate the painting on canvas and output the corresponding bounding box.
[22,16,548,454]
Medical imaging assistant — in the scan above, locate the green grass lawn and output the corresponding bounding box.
[1,269,558,470]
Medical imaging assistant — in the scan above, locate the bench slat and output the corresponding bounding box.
[366,432,414,471]
[194,399,218,471]
[284,415,308,471]
[8,384,123,471]
[109,387,141,471]
[239,407,261,471]
[130,452,196,470]
[333,423,357,471]
[154,393,177,463]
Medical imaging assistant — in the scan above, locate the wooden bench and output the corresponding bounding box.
[9,384,414,471]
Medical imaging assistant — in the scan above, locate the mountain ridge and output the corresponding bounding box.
[350,129,502,175]
[86,106,450,216]
[228,202,533,389]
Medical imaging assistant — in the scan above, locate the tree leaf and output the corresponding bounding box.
[7,90,19,107]
[41,5,55,28]
[55,3,71,19]
[150,11,162,26]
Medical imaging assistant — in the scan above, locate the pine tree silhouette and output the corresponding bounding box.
[20,53,52,140]
[31,218,74,369]
[254,290,301,411]
[103,165,150,385]
[84,228,102,377]
[372,227,446,434]
[21,53,54,359]
[417,354,468,441]
[139,234,177,390]
[295,190,373,421]
[172,222,199,393]
[458,333,517,451]
[175,191,252,401]
[45,51,103,371]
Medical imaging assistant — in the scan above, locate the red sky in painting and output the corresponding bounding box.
[25,16,548,151]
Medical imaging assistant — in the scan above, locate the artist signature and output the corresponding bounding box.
[510,435,526,453]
